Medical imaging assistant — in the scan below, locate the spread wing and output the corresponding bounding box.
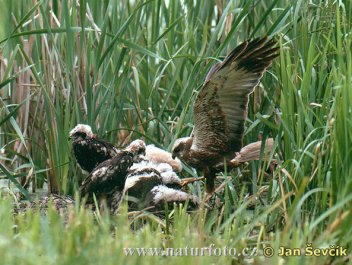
[192,37,278,155]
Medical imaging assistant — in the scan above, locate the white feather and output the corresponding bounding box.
[92,167,108,178]
[159,171,181,185]
[128,159,181,186]
[69,124,93,137]
[151,185,199,205]
[146,145,182,172]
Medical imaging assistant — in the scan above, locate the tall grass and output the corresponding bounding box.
[0,0,351,264]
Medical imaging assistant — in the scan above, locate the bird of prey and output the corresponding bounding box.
[69,124,119,173]
[124,154,183,211]
[124,167,198,212]
[68,128,189,211]
[69,123,180,173]
[172,37,278,193]
[80,150,133,213]
[123,146,188,211]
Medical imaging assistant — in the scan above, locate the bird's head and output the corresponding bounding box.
[125,139,146,159]
[68,124,94,141]
[171,137,193,160]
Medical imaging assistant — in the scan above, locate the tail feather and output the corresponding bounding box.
[231,138,274,165]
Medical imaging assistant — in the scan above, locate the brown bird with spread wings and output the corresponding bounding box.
[172,37,278,193]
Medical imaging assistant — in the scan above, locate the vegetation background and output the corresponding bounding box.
[0,0,351,264]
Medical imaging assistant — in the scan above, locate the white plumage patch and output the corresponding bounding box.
[145,145,182,172]
[129,159,150,171]
[79,140,88,146]
[154,162,172,172]
[128,159,181,186]
[69,124,94,138]
[92,166,108,179]
[159,171,181,185]
[151,185,199,205]
[99,147,107,153]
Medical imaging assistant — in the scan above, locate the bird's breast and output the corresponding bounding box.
[183,149,224,170]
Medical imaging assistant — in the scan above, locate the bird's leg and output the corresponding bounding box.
[204,167,216,194]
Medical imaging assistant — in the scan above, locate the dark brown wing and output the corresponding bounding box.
[72,136,119,173]
[94,136,119,153]
[192,37,278,155]
[80,151,133,196]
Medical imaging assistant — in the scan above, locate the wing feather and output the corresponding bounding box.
[192,37,278,155]
[80,151,133,196]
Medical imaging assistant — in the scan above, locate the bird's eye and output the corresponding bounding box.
[75,132,87,138]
